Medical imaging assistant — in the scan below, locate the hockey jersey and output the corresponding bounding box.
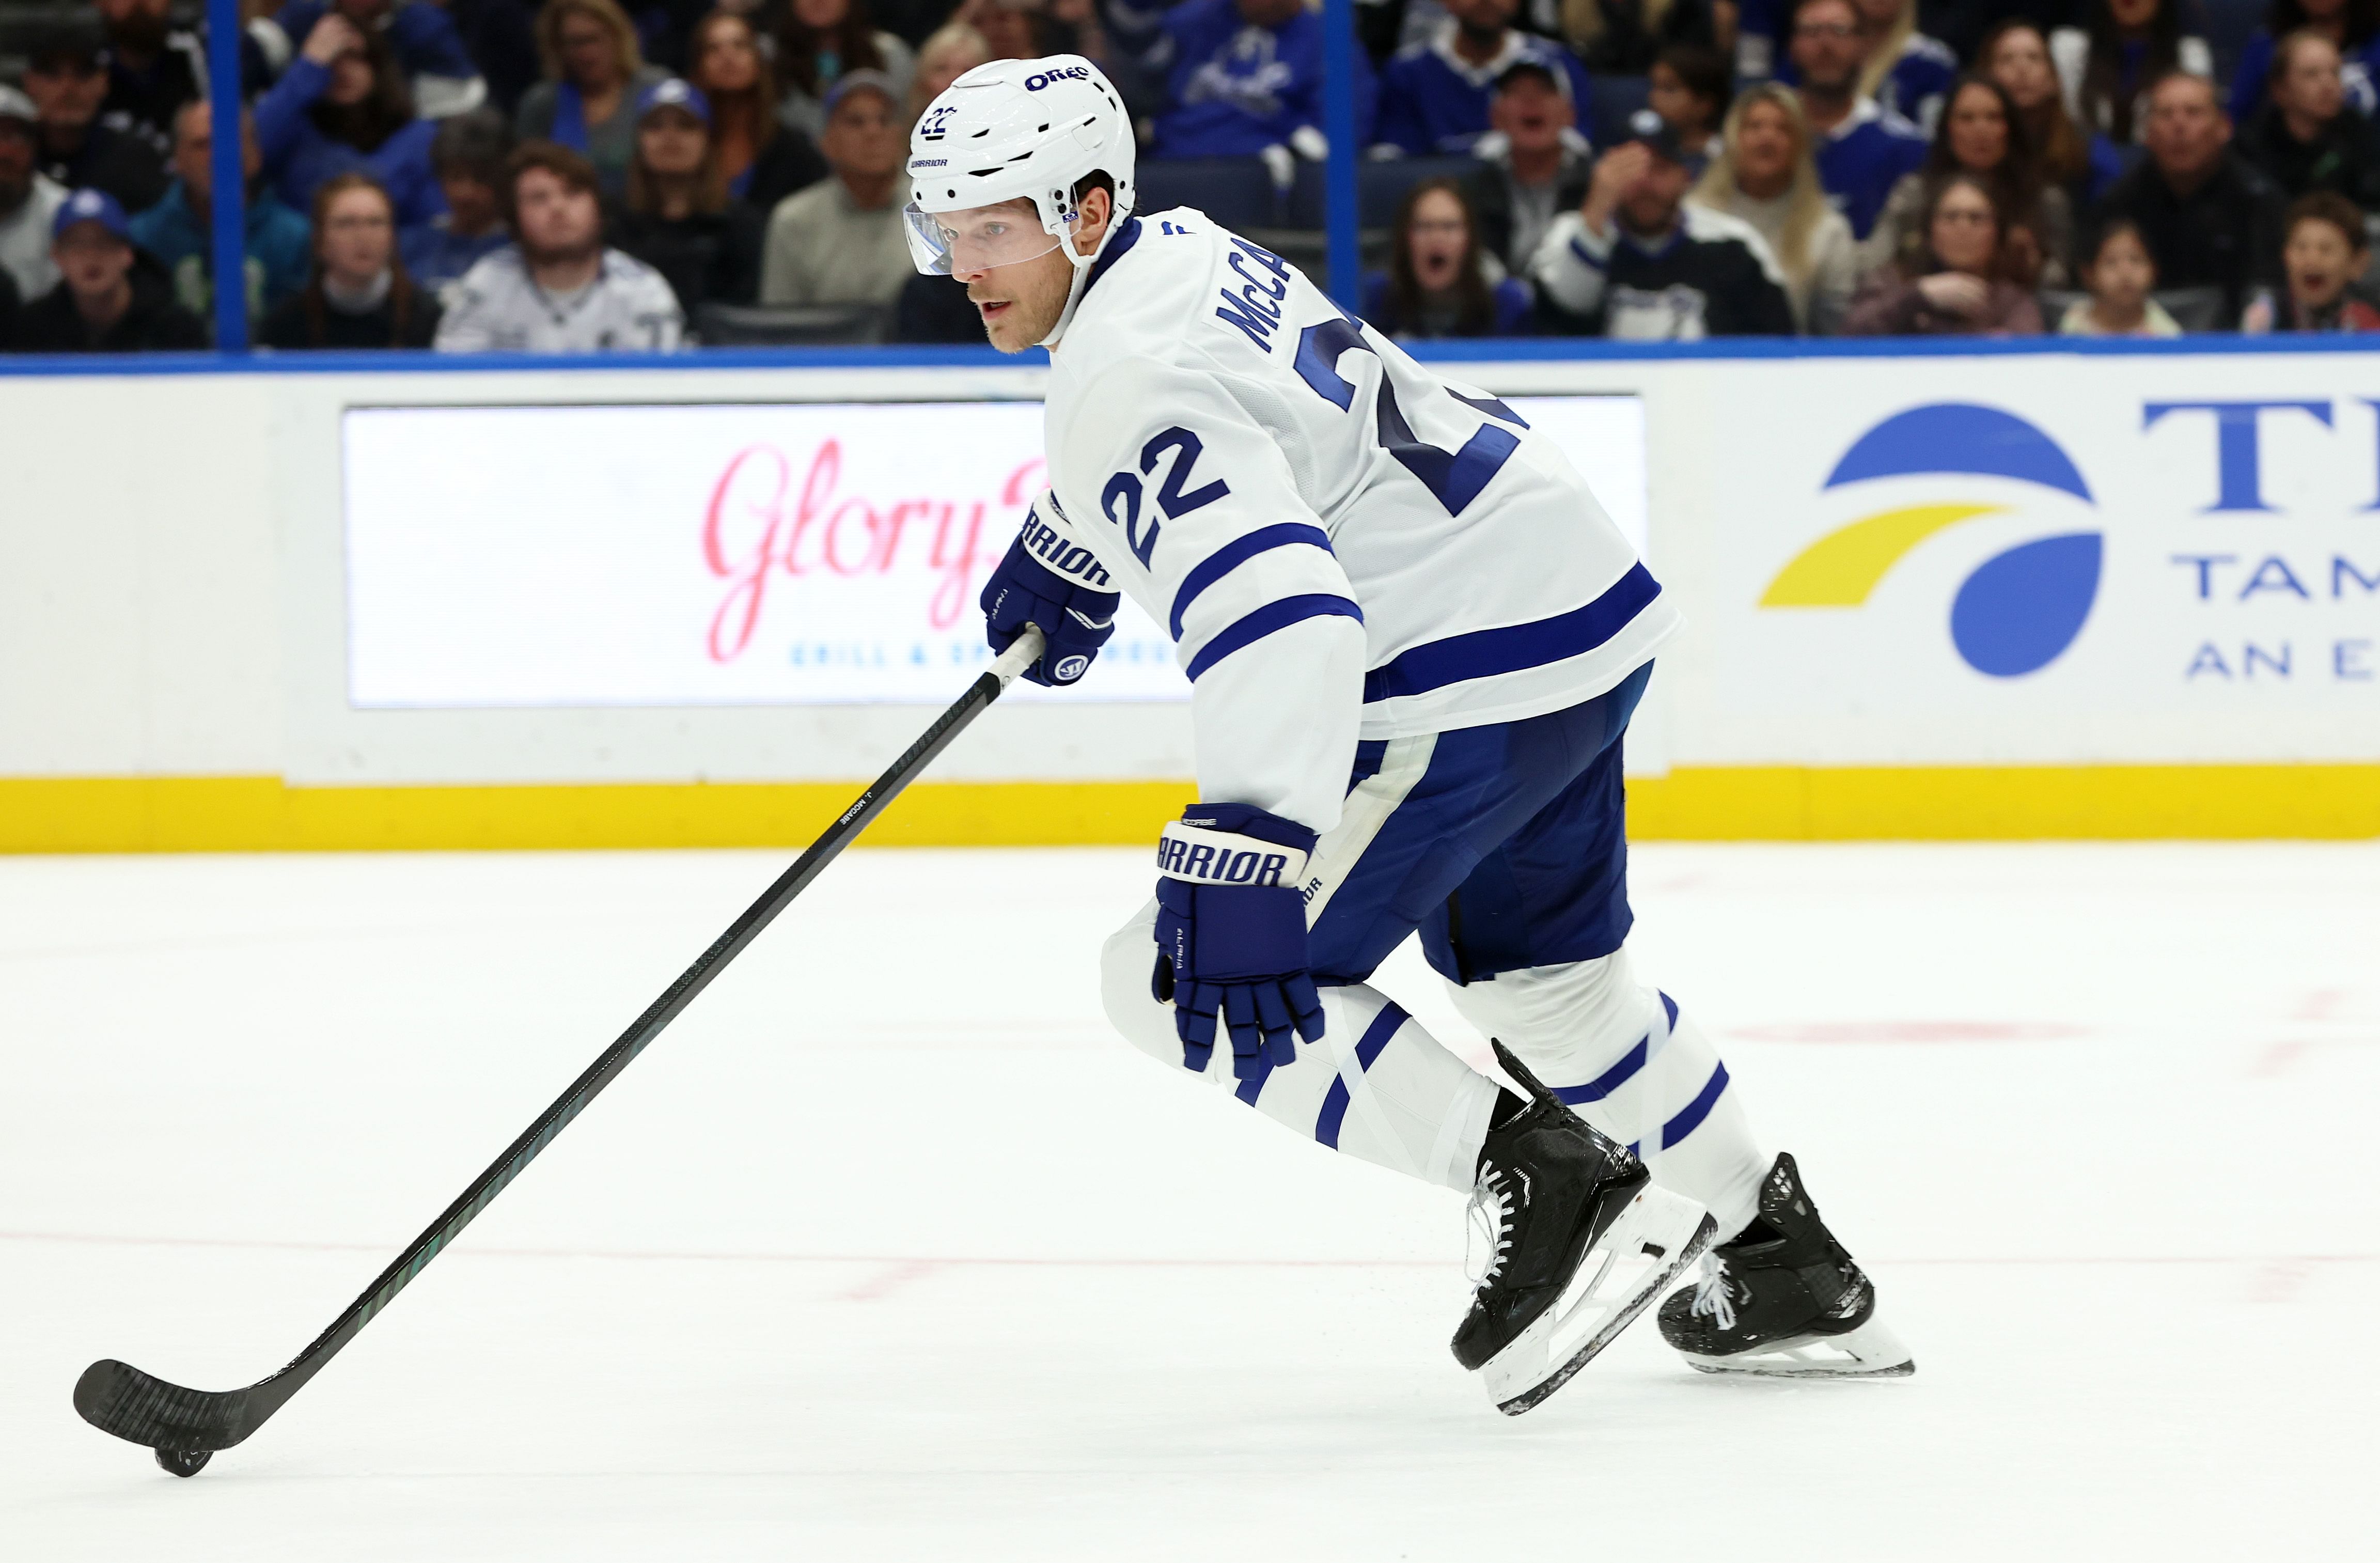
[1031,211,1677,836]
[1147,0,1375,159]
[1813,98,1928,241]
[1530,204,1796,339]
[1372,25,1595,157]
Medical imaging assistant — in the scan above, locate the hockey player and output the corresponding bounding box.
[904,55,1913,1403]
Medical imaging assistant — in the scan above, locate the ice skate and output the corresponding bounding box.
[1452,1042,1716,1415]
[1658,1152,1913,1378]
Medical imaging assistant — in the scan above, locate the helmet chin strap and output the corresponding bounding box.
[1037,206,1121,351]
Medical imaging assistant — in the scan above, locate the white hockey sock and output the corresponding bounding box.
[1100,902,1499,1192]
[1447,948,1771,1241]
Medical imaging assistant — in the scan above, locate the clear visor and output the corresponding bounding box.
[903,199,1070,277]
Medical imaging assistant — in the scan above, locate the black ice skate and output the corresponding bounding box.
[1657,1152,1914,1379]
[1453,1041,1717,1415]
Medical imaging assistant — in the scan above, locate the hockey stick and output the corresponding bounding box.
[73,627,1048,1478]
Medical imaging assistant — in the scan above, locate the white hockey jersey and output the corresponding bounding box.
[1034,210,1678,836]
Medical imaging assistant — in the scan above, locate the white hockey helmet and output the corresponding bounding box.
[903,55,1137,279]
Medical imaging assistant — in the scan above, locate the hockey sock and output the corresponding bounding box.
[1447,947,1771,1240]
[1101,905,1500,1191]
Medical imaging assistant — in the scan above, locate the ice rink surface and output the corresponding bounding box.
[3,841,2374,1560]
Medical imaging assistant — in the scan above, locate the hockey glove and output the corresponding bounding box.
[980,502,1120,688]
[1150,804,1326,1080]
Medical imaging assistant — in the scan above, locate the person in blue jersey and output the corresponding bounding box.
[255,10,446,227]
[905,55,1911,1408]
[2230,0,2380,124]
[1363,176,1533,336]
[2050,0,2213,146]
[1760,0,1955,133]
[1374,0,1595,157]
[266,0,488,122]
[1148,0,1373,169]
[1786,0,1926,239]
[401,108,511,294]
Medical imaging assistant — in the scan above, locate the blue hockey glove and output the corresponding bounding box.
[1149,804,1326,1079]
[980,501,1120,688]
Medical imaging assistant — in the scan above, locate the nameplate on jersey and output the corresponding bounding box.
[1018,504,1113,588]
[1213,238,1293,354]
[1155,822,1308,889]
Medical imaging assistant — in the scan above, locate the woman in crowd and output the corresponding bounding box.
[256,12,444,226]
[686,8,827,208]
[775,0,917,138]
[970,0,1047,62]
[2059,216,2183,335]
[606,79,764,324]
[1849,0,1959,132]
[1646,42,1730,171]
[516,0,669,196]
[1688,83,1859,334]
[2237,30,2380,204]
[1843,172,2043,335]
[1556,0,1726,76]
[907,19,993,125]
[260,171,441,349]
[1362,179,1531,340]
[2230,0,2380,122]
[2050,0,2213,144]
[1979,19,2124,204]
[1861,75,2071,287]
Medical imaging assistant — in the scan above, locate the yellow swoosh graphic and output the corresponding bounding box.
[1759,503,2008,607]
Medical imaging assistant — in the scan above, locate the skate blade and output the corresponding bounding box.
[1483,1187,1717,1416]
[1679,1317,1915,1380]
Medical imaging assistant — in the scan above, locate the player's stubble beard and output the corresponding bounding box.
[969,245,1075,353]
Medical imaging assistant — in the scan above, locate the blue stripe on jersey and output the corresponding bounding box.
[1314,1002,1407,1149]
[1660,991,1679,1032]
[1553,1037,1647,1105]
[1360,562,1659,703]
[1184,593,1365,681]
[1168,523,1336,637]
[1660,1061,1730,1149]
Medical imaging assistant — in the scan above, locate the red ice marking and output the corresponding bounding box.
[2248,1260,2313,1305]
[2293,989,2347,1022]
[1725,1021,2088,1044]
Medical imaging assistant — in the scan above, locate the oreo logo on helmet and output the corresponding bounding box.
[1024,66,1090,90]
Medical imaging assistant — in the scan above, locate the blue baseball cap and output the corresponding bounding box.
[635,77,711,127]
[53,186,131,244]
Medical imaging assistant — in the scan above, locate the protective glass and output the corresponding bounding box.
[903,200,1067,276]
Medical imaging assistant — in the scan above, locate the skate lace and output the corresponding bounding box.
[1688,1252,1737,1331]
[1464,1165,1515,1290]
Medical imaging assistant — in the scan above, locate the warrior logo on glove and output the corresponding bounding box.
[1150,804,1326,1079]
[979,492,1122,687]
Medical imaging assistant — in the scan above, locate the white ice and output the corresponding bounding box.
[2,842,2375,1560]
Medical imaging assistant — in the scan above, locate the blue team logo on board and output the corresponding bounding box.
[1759,403,2103,678]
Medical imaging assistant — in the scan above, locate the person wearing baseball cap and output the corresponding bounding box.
[1463,61,1594,276]
[8,185,206,351]
[20,20,170,212]
[0,85,71,306]
[606,79,763,321]
[1529,107,1797,339]
[760,69,911,309]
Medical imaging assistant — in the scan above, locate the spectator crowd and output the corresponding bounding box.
[0,0,2375,352]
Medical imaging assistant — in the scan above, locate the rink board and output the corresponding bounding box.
[1,340,2374,848]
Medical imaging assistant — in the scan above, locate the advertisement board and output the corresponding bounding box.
[342,396,1649,709]
[1691,356,2380,763]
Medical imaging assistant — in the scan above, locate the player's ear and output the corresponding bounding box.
[1074,184,1113,256]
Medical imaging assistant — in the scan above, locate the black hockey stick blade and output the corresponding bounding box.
[73,628,1049,1476]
